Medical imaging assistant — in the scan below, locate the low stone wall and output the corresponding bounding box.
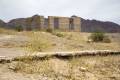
[0,50,120,63]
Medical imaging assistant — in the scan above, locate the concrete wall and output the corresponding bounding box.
[31,16,40,30]
[39,16,45,30]
[48,16,54,29]
[44,18,48,29]
[59,17,70,31]
[31,15,44,30]
[48,16,70,31]
[15,15,81,32]
[25,15,45,30]
[72,17,81,32]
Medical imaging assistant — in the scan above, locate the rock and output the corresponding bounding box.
[79,67,87,72]
[8,62,20,71]
[0,56,12,63]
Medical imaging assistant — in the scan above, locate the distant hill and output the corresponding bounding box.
[81,18,120,33]
[0,15,120,32]
[0,19,6,27]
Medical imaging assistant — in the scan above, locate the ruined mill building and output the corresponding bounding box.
[8,15,81,31]
[47,16,81,31]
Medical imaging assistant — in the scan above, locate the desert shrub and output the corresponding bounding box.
[89,32,105,42]
[46,28,53,33]
[15,25,23,32]
[26,26,32,31]
[103,36,111,43]
[56,33,64,37]
[9,55,120,79]
[0,28,16,34]
[89,32,111,43]
[67,34,73,40]
[10,60,53,74]
[26,33,51,52]
[53,32,65,37]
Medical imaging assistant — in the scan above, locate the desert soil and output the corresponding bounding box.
[0,32,120,80]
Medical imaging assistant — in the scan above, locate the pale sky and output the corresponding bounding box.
[0,0,120,24]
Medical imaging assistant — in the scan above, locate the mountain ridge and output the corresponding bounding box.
[0,15,120,32]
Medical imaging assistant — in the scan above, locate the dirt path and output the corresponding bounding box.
[0,48,26,58]
[0,34,28,58]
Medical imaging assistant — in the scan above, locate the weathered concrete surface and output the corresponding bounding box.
[28,50,120,58]
[48,16,81,31]
[72,17,81,31]
[0,50,120,63]
[48,16,54,29]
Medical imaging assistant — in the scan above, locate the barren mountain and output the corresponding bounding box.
[81,18,120,33]
[0,15,120,32]
[0,19,6,27]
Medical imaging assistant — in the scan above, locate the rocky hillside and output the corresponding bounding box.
[0,19,6,27]
[81,18,120,33]
[0,15,120,32]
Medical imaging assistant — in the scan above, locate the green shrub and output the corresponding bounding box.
[54,32,64,37]
[90,32,104,42]
[0,28,16,34]
[26,33,51,52]
[15,25,23,32]
[89,32,111,43]
[26,26,32,31]
[103,36,111,43]
[46,28,53,33]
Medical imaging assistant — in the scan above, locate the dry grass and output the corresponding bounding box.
[52,31,65,37]
[25,32,53,52]
[0,29,120,51]
[9,55,120,80]
[0,28,17,35]
[0,34,28,48]
[60,32,120,51]
[22,31,120,52]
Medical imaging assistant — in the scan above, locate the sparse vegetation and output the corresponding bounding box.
[46,29,65,38]
[0,28,16,34]
[53,32,65,37]
[15,25,23,32]
[103,36,111,43]
[55,33,64,37]
[89,32,111,43]
[26,32,52,52]
[46,28,53,33]
[0,30,120,80]
[26,26,32,31]
[90,32,104,42]
[9,55,120,80]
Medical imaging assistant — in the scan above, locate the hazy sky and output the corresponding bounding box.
[0,0,120,24]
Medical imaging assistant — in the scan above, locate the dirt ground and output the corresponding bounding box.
[0,32,120,57]
[0,34,27,58]
[0,32,120,80]
[0,55,120,80]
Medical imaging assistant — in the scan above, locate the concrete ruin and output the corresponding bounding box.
[8,15,81,31]
[47,16,81,31]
